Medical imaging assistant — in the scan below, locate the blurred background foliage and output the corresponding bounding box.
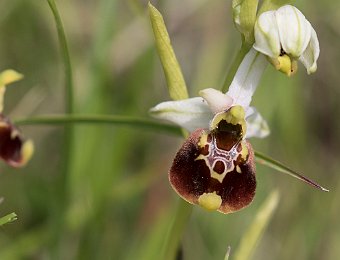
[0,0,339,259]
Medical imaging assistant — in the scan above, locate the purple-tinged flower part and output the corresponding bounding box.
[169,106,256,213]
[0,114,33,167]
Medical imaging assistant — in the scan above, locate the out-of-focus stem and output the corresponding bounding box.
[162,199,193,260]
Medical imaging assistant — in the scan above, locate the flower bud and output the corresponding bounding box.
[253,5,319,75]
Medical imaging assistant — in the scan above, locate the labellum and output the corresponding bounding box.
[0,114,33,167]
[169,106,256,214]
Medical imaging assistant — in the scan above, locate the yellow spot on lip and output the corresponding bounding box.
[236,165,242,173]
[198,133,208,148]
[198,192,222,211]
[20,140,34,166]
[240,141,249,161]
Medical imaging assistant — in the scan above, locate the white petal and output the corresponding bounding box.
[199,88,233,114]
[276,5,312,57]
[226,49,267,108]
[149,97,212,132]
[253,10,281,58]
[299,27,319,74]
[245,107,270,138]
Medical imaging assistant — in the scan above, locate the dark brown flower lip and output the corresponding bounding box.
[169,125,256,214]
[0,114,33,167]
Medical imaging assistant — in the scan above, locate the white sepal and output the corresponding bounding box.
[253,10,281,58]
[299,27,320,74]
[149,97,212,132]
[276,5,312,58]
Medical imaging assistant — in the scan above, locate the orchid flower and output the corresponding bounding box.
[0,70,34,167]
[253,5,320,75]
[150,49,269,213]
[150,49,269,139]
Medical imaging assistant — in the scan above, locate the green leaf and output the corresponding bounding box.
[148,2,189,101]
[0,212,17,226]
[255,151,329,192]
[233,190,280,260]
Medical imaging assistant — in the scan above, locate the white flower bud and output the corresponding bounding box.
[253,5,320,75]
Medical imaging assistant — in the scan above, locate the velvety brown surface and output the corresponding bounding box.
[169,121,256,214]
[0,114,24,166]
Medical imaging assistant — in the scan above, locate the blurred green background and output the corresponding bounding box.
[0,0,339,259]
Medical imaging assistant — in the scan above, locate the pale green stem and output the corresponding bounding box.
[14,114,182,136]
[222,42,252,92]
[161,199,193,260]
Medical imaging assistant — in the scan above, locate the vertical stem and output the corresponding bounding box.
[162,199,193,260]
[47,0,74,114]
[221,42,251,93]
[46,0,74,256]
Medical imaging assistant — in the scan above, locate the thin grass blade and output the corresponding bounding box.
[255,151,329,192]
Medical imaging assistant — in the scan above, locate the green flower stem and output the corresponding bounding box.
[14,114,182,136]
[161,199,193,260]
[222,42,252,92]
[46,0,74,114]
[46,0,74,256]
